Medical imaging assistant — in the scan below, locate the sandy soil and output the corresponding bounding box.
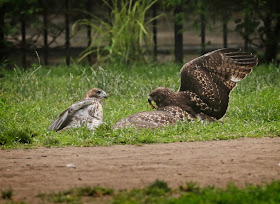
[1,137,280,203]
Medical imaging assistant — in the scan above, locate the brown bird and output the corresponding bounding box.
[114,48,257,129]
[48,88,108,131]
[148,48,258,120]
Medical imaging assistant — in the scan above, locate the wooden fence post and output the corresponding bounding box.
[21,12,27,69]
[174,5,183,63]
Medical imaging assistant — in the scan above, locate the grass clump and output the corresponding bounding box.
[74,0,157,64]
[1,189,13,200]
[113,180,280,204]
[0,63,279,148]
[38,186,113,203]
[37,180,280,203]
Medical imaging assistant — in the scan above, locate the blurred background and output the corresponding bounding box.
[0,0,279,68]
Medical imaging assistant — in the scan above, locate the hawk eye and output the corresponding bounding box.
[96,90,101,94]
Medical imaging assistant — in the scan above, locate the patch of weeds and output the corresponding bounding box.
[36,180,280,204]
[147,180,171,196]
[113,180,172,204]
[179,182,201,193]
[38,186,114,203]
[0,128,36,146]
[38,189,78,203]
[42,135,60,146]
[1,189,13,199]
[76,186,114,197]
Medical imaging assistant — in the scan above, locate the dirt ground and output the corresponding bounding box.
[1,137,280,203]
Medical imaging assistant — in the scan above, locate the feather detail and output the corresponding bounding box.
[48,88,107,131]
[48,99,93,131]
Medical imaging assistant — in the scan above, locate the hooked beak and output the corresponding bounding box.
[101,91,108,99]
[148,97,156,109]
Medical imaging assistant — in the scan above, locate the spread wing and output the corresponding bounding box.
[48,99,93,131]
[179,48,258,92]
[178,48,258,119]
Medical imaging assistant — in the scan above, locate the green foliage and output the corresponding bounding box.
[0,63,279,149]
[1,189,13,199]
[38,186,113,203]
[4,180,280,203]
[112,180,280,204]
[74,0,157,64]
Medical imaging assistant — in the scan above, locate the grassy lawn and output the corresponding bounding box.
[0,62,280,148]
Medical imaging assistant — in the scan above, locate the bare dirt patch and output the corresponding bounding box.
[1,137,280,203]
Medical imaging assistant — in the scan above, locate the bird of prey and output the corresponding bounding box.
[114,48,257,129]
[48,88,108,131]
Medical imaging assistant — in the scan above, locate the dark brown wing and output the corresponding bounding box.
[178,48,258,119]
[179,48,258,92]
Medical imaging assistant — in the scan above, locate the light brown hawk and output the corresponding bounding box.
[48,88,108,131]
[114,48,258,129]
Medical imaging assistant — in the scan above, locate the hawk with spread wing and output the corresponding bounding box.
[48,88,108,131]
[114,48,258,129]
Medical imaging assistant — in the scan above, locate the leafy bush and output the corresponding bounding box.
[74,0,157,64]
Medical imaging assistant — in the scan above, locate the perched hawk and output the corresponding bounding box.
[114,48,258,129]
[48,88,108,131]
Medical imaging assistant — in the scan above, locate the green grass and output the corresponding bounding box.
[0,62,280,148]
[22,180,280,203]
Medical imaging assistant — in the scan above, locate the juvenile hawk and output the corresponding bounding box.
[48,88,108,131]
[114,48,257,129]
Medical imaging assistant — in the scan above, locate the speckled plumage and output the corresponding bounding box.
[114,48,257,129]
[113,106,190,129]
[48,88,108,131]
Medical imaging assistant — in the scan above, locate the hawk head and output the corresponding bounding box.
[84,88,108,100]
[148,87,175,109]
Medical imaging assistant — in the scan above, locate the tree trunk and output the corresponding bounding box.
[152,3,157,62]
[21,13,27,69]
[263,1,280,63]
[0,4,7,62]
[243,14,249,52]
[264,18,280,63]
[222,19,228,48]
[174,5,183,63]
[86,0,92,64]
[65,0,70,66]
[200,12,206,55]
[43,1,48,66]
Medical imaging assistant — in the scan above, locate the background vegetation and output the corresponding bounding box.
[0,0,279,67]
